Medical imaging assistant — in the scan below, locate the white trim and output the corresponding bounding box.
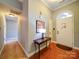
[72,13,74,48]
[51,40,57,43]
[41,0,53,11]
[17,41,29,58]
[4,15,19,44]
[73,47,79,50]
[53,0,77,11]
[0,44,4,55]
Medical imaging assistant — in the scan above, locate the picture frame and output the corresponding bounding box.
[36,20,45,33]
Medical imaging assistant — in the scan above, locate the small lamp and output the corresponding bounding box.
[38,28,46,39]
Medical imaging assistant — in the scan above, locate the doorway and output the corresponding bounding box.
[56,11,74,47]
[4,15,18,44]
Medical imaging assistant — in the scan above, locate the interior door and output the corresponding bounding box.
[56,17,74,47]
[5,16,18,42]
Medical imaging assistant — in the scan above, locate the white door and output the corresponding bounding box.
[56,17,74,47]
[5,16,18,43]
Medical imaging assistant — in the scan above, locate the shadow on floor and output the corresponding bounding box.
[56,43,72,51]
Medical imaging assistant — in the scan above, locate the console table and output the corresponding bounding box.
[34,37,51,59]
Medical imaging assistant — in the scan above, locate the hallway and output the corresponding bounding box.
[0,41,28,59]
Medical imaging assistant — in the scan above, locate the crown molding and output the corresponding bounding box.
[41,0,53,11]
[53,0,77,11]
[41,0,77,11]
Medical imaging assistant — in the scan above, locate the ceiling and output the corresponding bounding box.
[18,0,77,11]
[41,0,77,11]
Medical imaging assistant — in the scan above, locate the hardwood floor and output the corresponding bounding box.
[0,41,28,59]
[0,41,79,59]
[30,43,79,59]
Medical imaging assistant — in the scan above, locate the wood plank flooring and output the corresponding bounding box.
[0,41,28,59]
[30,43,79,59]
[0,41,79,59]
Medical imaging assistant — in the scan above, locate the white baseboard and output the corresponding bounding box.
[0,44,4,55]
[17,41,29,59]
[28,44,47,57]
[4,39,18,44]
[73,47,79,50]
[51,40,57,43]
[52,41,79,50]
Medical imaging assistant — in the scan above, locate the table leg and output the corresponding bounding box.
[38,45,40,59]
[34,43,37,59]
[49,39,51,46]
[46,41,48,48]
[48,39,51,49]
[34,43,36,52]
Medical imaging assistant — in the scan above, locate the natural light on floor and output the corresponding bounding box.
[4,39,18,44]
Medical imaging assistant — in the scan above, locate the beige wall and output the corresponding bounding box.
[28,0,53,53]
[0,5,10,52]
[21,0,53,56]
[0,12,4,52]
[52,0,79,47]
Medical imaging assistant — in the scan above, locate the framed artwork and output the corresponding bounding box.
[36,20,45,33]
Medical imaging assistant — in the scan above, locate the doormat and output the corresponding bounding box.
[56,43,72,51]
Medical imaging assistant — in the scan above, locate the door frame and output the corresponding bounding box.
[4,15,19,43]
